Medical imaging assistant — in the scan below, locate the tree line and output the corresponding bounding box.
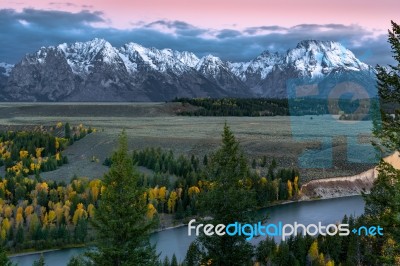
[172,97,379,118]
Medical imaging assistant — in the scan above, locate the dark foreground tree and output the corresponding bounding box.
[0,245,15,266]
[188,124,257,265]
[32,254,46,266]
[88,130,159,265]
[364,20,400,264]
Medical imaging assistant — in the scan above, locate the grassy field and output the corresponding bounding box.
[0,102,377,182]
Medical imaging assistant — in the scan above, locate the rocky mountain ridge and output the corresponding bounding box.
[0,39,376,101]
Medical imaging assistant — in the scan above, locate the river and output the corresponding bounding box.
[10,195,365,265]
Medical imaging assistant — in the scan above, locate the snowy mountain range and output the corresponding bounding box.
[0,39,376,101]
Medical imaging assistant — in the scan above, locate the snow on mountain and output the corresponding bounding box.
[0,38,375,101]
[118,43,195,75]
[57,38,121,75]
[229,51,284,81]
[227,61,250,79]
[172,50,200,68]
[0,63,14,76]
[195,55,227,76]
[195,54,250,95]
[285,40,369,78]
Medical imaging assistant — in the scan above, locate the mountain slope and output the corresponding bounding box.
[0,39,376,101]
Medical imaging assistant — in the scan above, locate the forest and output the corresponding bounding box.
[0,121,300,256]
[172,97,377,118]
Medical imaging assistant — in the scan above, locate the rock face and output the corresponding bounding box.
[300,152,400,199]
[0,39,376,101]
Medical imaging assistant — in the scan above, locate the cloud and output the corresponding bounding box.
[0,8,394,66]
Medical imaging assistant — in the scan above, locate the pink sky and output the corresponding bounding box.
[1,0,399,31]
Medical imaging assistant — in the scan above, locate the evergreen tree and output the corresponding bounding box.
[163,256,170,266]
[67,255,91,266]
[261,155,267,167]
[87,130,159,265]
[0,245,15,266]
[184,242,201,266]
[193,124,257,265]
[74,218,88,243]
[170,254,178,266]
[364,21,400,264]
[65,123,71,139]
[203,154,208,166]
[32,254,46,266]
[251,158,257,169]
[16,224,24,245]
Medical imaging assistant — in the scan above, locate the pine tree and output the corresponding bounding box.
[170,254,178,266]
[203,154,208,166]
[32,254,46,266]
[193,123,257,265]
[87,130,159,265]
[184,242,201,266]
[261,155,267,167]
[251,158,257,169]
[65,123,71,139]
[16,224,24,245]
[0,245,15,266]
[67,255,88,266]
[364,21,400,264]
[163,256,170,266]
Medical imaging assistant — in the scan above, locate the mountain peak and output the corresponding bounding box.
[0,38,375,101]
[296,40,338,49]
[287,40,369,77]
[201,54,223,64]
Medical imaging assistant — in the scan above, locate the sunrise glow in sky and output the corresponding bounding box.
[0,0,399,65]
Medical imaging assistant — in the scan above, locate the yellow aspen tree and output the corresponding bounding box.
[16,212,24,227]
[48,210,56,224]
[318,253,325,266]
[188,186,200,197]
[55,204,64,225]
[326,260,335,266]
[64,206,71,223]
[158,186,167,204]
[35,147,44,158]
[24,205,34,218]
[148,188,156,201]
[19,150,29,159]
[294,176,299,195]
[87,203,95,218]
[167,191,178,213]
[2,218,10,233]
[42,212,49,226]
[153,187,160,200]
[260,177,267,186]
[0,228,6,240]
[4,206,12,218]
[287,180,293,199]
[91,186,99,202]
[308,240,319,262]
[147,203,157,218]
[72,203,87,225]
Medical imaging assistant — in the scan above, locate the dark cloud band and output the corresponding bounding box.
[0,8,394,66]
